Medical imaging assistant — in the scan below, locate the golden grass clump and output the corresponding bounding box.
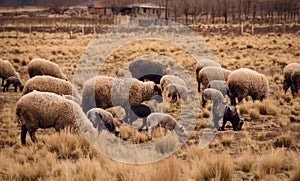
[255,149,291,177]
[44,132,81,160]
[220,134,234,147]
[257,100,278,116]
[249,108,260,120]
[236,153,255,172]
[155,134,179,154]
[273,133,294,148]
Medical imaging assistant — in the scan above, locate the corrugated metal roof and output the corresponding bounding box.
[127,3,165,9]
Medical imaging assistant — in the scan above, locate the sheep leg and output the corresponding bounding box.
[197,80,201,92]
[138,118,147,132]
[29,130,37,143]
[21,125,27,145]
[14,83,18,92]
[291,83,297,98]
[230,96,236,106]
[1,78,4,86]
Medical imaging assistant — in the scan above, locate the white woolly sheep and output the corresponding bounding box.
[283,63,300,94]
[87,108,119,135]
[129,59,167,84]
[227,68,269,106]
[291,68,300,98]
[81,76,162,122]
[27,58,68,80]
[3,75,24,92]
[164,83,194,104]
[207,80,227,98]
[16,91,96,145]
[197,66,231,92]
[195,58,221,80]
[202,88,226,108]
[23,75,81,102]
[0,59,20,86]
[146,113,185,140]
[160,75,186,91]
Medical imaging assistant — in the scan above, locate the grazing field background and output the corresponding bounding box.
[0,20,300,180]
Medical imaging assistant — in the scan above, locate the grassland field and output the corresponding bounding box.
[0,22,300,180]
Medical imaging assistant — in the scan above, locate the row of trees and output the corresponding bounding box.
[103,0,300,24]
[1,0,300,24]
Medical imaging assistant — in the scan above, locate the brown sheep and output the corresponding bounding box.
[283,63,300,94]
[197,66,231,92]
[16,91,96,145]
[291,68,300,98]
[0,59,20,86]
[227,68,269,106]
[3,75,23,92]
[27,58,68,80]
[81,76,162,123]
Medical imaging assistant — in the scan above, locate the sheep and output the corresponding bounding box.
[207,80,227,98]
[3,75,24,92]
[81,76,162,123]
[0,59,20,86]
[160,75,186,91]
[202,88,226,108]
[283,63,300,94]
[129,59,167,84]
[146,113,185,140]
[227,68,269,106]
[27,58,68,80]
[164,83,194,104]
[291,68,300,98]
[197,66,232,92]
[86,108,119,135]
[22,75,81,102]
[16,91,96,145]
[202,88,243,131]
[219,103,244,131]
[195,58,221,81]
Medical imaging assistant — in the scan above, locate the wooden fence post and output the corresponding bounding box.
[241,22,244,34]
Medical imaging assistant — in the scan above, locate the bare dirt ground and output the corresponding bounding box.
[0,24,300,180]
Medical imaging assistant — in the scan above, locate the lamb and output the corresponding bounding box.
[164,83,194,104]
[22,75,81,102]
[146,113,185,140]
[291,68,300,98]
[283,63,300,94]
[129,59,167,84]
[195,58,221,80]
[202,88,243,131]
[27,58,68,80]
[16,91,96,145]
[3,75,24,92]
[0,59,20,86]
[197,66,232,92]
[81,76,162,122]
[207,80,227,98]
[86,108,119,135]
[227,68,269,106]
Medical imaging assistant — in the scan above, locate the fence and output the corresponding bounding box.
[0,16,299,39]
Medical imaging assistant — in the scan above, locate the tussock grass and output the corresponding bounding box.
[155,134,179,154]
[236,153,255,172]
[273,133,294,148]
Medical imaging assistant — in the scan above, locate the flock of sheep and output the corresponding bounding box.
[1,57,299,145]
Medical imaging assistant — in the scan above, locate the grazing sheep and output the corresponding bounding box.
[23,75,81,102]
[197,66,231,92]
[146,113,185,140]
[81,76,162,123]
[227,68,269,106]
[202,88,243,130]
[291,68,300,98]
[195,58,221,80]
[87,108,119,135]
[160,75,186,91]
[129,59,167,84]
[202,88,226,108]
[0,59,20,86]
[283,63,300,94]
[27,58,68,80]
[207,80,227,97]
[3,75,24,92]
[16,91,96,145]
[164,83,194,104]
[219,103,244,131]
[130,104,153,131]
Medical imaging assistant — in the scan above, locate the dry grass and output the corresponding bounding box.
[1,27,300,180]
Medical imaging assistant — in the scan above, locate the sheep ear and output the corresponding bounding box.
[154,84,160,91]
